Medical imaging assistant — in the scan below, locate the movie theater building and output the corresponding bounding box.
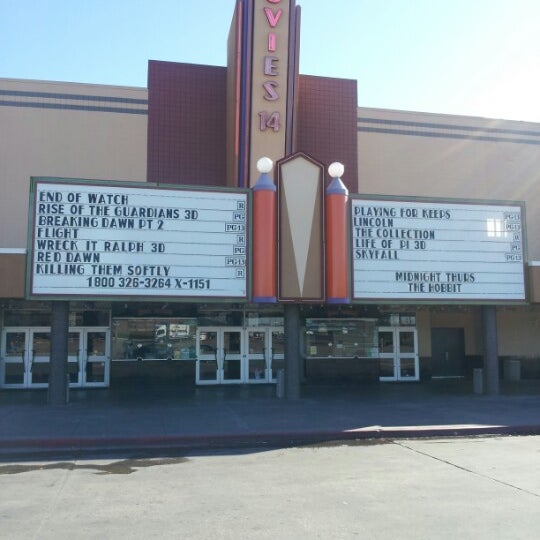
[1,0,540,402]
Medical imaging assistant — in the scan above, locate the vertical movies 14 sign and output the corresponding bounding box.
[351,197,526,301]
[29,180,248,299]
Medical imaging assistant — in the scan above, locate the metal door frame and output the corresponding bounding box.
[196,327,244,385]
[196,326,284,385]
[81,328,110,387]
[0,327,52,388]
[378,327,419,382]
[1,328,32,388]
[269,328,285,383]
[245,327,284,384]
[1,326,110,389]
[28,328,52,387]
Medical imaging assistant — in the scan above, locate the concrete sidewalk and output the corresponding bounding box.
[1,380,539,457]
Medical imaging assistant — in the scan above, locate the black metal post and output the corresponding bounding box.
[284,303,301,399]
[482,305,499,396]
[48,301,69,406]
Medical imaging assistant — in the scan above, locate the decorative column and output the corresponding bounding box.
[325,162,349,303]
[482,305,500,395]
[48,301,69,406]
[277,153,326,400]
[252,157,277,303]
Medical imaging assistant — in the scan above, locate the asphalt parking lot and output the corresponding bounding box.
[1,435,539,540]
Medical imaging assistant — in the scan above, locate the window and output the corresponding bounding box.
[304,318,378,358]
[111,318,197,361]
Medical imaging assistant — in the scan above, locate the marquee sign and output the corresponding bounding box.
[351,197,526,302]
[28,179,249,300]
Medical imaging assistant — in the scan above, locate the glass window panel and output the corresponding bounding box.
[197,311,243,326]
[87,332,106,357]
[378,332,394,353]
[245,313,284,327]
[82,311,109,326]
[5,332,26,357]
[85,361,105,383]
[199,360,217,381]
[399,314,416,326]
[223,332,241,355]
[271,357,284,380]
[69,310,110,327]
[68,362,80,384]
[32,333,50,356]
[199,331,217,356]
[111,318,197,360]
[223,359,241,380]
[68,333,80,356]
[4,311,50,326]
[400,358,416,378]
[305,319,378,358]
[31,362,50,384]
[248,331,265,355]
[5,310,108,327]
[248,359,266,380]
[378,313,416,327]
[272,330,285,356]
[5,363,25,385]
[399,332,415,353]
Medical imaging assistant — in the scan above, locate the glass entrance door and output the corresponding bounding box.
[29,329,51,387]
[1,329,29,387]
[222,329,242,383]
[247,330,268,382]
[197,329,219,383]
[1,327,109,389]
[196,327,284,385]
[378,327,419,381]
[60,328,110,388]
[83,329,110,387]
[270,328,285,382]
[196,327,243,384]
[246,328,285,383]
[0,328,51,388]
[67,331,82,386]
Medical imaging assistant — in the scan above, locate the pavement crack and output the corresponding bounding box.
[394,440,540,499]
[31,465,71,540]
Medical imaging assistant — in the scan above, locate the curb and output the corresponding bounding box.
[2,424,540,458]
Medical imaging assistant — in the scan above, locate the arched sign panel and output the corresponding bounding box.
[277,153,325,302]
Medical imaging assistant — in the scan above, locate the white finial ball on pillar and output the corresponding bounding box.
[328,162,345,179]
[257,157,274,174]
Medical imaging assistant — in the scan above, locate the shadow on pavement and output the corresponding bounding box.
[1,377,539,462]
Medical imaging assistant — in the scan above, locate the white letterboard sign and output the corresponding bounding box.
[351,197,526,301]
[29,180,248,299]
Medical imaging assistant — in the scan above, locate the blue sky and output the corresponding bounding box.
[2,0,539,122]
